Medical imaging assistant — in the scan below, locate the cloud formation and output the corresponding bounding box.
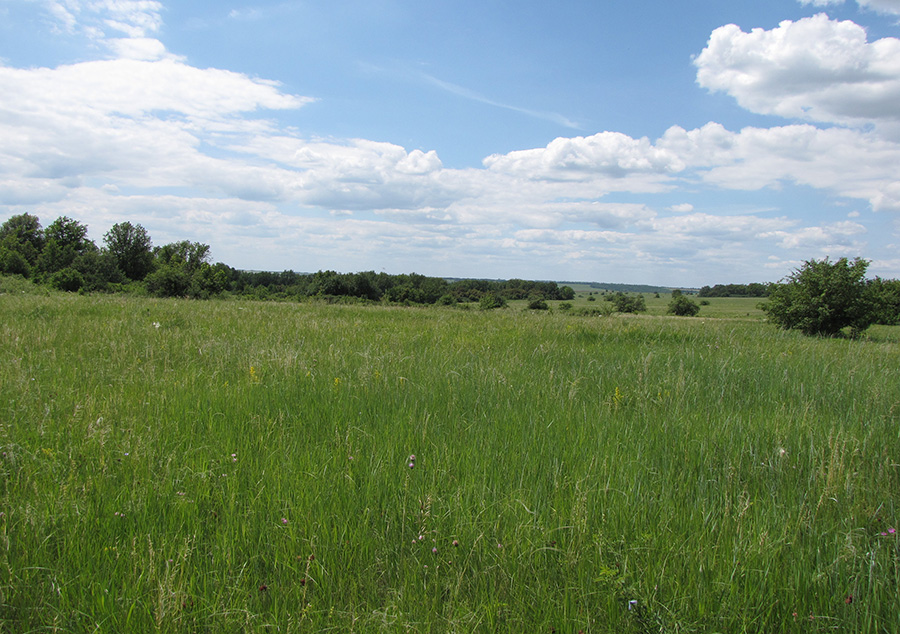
[2,0,899,284]
[696,14,900,131]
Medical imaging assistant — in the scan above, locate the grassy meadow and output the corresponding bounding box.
[1,289,899,632]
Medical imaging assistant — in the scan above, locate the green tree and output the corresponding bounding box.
[609,292,646,313]
[154,241,211,275]
[668,293,700,317]
[104,222,154,281]
[867,277,900,326]
[762,257,876,336]
[479,292,507,310]
[0,213,44,272]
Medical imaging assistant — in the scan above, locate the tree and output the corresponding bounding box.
[154,240,211,275]
[37,217,96,277]
[608,292,646,313]
[668,292,700,317]
[104,222,154,281]
[479,292,507,310]
[45,216,91,253]
[762,257,876,337]
[867,277,900,326]
[0,213,44,271]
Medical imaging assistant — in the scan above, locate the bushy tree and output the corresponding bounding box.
[104,222,154,280]
[0,213,44,274]
[479,292,507,310]
[762,257,876,336]
[667,291,700,317]
[608,292,646,313]
[867,277,900,326]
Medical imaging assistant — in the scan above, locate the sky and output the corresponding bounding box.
[1,0,900,286]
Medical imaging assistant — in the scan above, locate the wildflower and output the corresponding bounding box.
[408,462,415,469]
[889,528,897,534]
[152,322,160,329]
[432,547,438,554]
[409,454,416,462]
[281,518,288,525]
[497,543,503,549]
[258,584,268,592]
[845,595,853,604]
[452,540,459,547]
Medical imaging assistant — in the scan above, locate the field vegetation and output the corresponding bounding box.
[1,287,898,632]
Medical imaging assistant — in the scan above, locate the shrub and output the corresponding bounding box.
[610,292,646,313]
[527,298,549,310]
[479,292,507,310]
[49,267,84,293]
[668,294,700,317]
[762,257,876,336]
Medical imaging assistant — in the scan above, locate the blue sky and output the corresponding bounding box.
[2,0,900,285]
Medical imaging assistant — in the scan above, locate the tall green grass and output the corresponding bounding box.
[1,294,898,632]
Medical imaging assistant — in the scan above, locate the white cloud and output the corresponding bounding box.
[659,123,900,211]
[695,14,900,130]
[857,0,900,15]
[484,131,685,179]
[3,2,899,283]
[43,0,167,58]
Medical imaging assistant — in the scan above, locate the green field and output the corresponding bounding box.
[1,291,899,632]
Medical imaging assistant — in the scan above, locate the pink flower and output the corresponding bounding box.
[281,518,288,525]
[889,528,897,534]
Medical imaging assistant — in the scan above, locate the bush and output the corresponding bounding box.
[49,267,84,293]
[762,257,876,337]
[668,293,700,317]
[527,298,549,310]
[479,292,507,310]
[609,292,646,313]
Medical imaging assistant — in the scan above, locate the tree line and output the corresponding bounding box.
[0,214,575,305]
[698,283,771,297]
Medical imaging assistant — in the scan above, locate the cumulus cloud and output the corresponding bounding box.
[659,123,900,211]
[3,0,899,283]
[695,14,900,130]
[484,131,685,179]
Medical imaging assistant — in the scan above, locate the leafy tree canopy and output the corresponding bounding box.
[762,257,876,337]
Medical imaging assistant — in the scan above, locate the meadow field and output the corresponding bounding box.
[1,289,899,632]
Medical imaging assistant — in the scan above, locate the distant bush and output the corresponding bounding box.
[558,302,573,311]
[479,292,507,310]
[527,298,549,310]
[668,291,700,317]
[609,292,646,314]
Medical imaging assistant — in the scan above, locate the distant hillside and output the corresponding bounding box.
[561,281,674,294]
